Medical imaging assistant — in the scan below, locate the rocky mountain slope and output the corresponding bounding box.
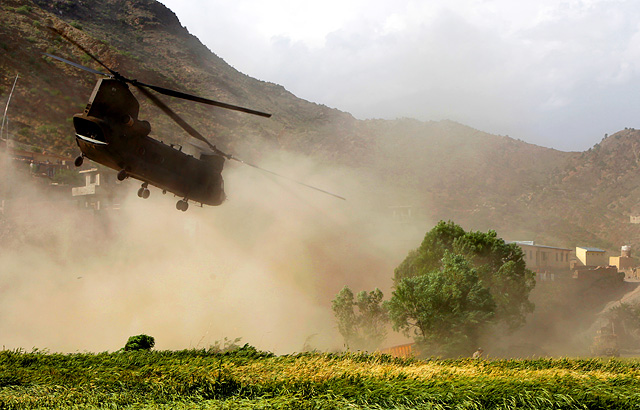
[2,0,639,252]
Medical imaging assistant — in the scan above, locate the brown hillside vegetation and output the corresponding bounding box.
[1,0,638,252]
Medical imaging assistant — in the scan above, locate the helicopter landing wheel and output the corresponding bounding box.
[117,169,128,181]
[137,187,150,199]
[138,183,150,199]
[176,200,188,212]
[74,155,84,167]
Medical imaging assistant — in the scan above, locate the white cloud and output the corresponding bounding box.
[159,0,640,151]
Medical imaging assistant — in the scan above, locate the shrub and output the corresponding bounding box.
[124,334,155,351]
[16,5,32,14]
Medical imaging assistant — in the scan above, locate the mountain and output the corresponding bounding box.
[2,0,639,253]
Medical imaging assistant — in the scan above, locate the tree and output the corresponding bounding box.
[124,334,155,351]
[331,286,388,350]
[387,252,495,356]
[355,288,388,349]
[394,221,465,280]
[331,286,359,349]
[606,303,640,348]
[394,220,535,330]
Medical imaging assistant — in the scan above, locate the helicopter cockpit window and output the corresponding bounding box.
[73,116,107,144]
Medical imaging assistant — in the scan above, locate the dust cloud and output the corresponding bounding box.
[0,146,424,354]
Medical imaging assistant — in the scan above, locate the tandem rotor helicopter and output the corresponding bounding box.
[45,25,344,211]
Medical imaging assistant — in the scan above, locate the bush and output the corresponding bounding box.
[16,5,33,15]
[124,334,155,351]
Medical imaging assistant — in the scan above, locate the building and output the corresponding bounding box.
[575,247,607,267]
[610,246,639,279]
[512,241,572,278]
[72,168,123,210]
[379,343,417,358]
[389,205,414,223]
[1,139,73,181]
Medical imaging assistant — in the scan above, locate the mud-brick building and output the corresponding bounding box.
[512,241,572,280]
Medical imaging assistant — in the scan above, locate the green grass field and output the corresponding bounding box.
[2,346,639,409]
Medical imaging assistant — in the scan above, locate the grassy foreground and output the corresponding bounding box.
[1,346,640,409]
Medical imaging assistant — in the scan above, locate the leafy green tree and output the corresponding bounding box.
[394,220,535,330]
[355,288,388,349]
[388,252,495,356]
[331,286,388,350]
[332,286,359,349]
[394,221,465,279]
[124,334,155,351]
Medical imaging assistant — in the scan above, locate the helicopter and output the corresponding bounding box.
[45,26,344,211]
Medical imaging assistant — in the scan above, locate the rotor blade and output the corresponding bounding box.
[135,79,342,200]
[47,23,270,118]
[44,53,109,77]
[134,84,220,152]
[133,80,272,118]
[228,155,346,201]
[179,118,345,200]
[46,24,118,77]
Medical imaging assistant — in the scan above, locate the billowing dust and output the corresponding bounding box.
[2,145,629,357]
[0,147,426,353]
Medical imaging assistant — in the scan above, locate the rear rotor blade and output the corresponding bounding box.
[188,138,345,200]
[44,53,109,77]
[228,155,346,201]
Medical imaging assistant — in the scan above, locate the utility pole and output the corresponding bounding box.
[1,74,19,141]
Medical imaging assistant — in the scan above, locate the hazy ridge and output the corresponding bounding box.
[2,0,639,252]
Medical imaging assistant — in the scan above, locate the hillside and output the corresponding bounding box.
[1,0,638,252]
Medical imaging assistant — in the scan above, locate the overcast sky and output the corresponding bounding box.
[158,0,640,152]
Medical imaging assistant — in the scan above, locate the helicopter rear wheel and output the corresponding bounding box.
[176,200,188,211]
[74,155,84,167]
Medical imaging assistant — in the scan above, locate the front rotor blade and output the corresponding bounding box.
[46,25,118,77]
[134,84,219,152]
[134,81,272,118]
[44,53,109,77]
[137,84,343,200]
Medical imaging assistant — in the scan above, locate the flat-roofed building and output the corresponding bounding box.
[610,245,638,277]
[576,246,607,267]
[72,168,123,210]
[512,241,572,280]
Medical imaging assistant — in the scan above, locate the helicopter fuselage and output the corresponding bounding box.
[73,78,226,209]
